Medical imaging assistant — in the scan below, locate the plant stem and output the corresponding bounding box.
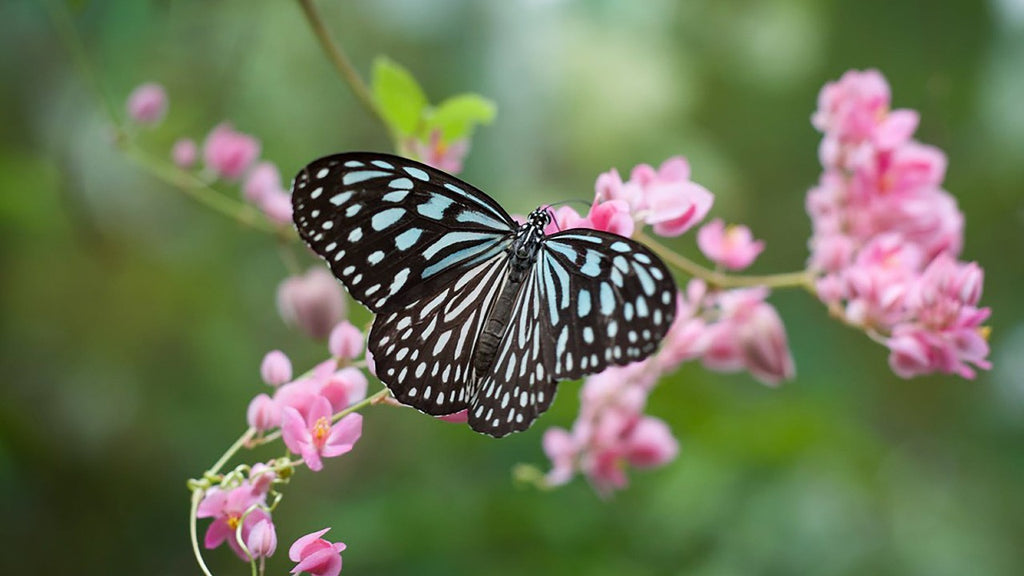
[120,144,283,234]
[42,0,123,134]
[294,0,391,137]
[189,488,215,576]
[634,231,816,292]
[332,387,391,423]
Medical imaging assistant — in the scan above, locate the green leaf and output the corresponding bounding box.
[371,57,428,136]
[427,93,497,142]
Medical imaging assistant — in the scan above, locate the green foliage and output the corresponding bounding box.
[372,56,428,137]
[372,57,496,144]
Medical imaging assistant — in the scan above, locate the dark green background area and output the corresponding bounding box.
[2,1,1022,574]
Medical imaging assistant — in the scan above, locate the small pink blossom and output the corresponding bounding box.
[126,82,168,125]
[282,397,363,471]
[260,190,294,226]
[172,138,198,169]
[289,528,347,576]
[248,463,277,497]
[624,416,679,468]
[542,427,577,486]
[328,321,364,360]
[320,367,368,413]
[701,287,796,385]
[634,157,714,237]
[277,268,347,340]
[587,199,635,237]
[261,350,293,386]
[812,69,890,141]
[274,360,365,417]
[409,130,469,174]
[203,123,261,180]
[244,162,283,205]
[197,483,269,560]
[247,393,280,431]
[247,518,277,559]
[696,219,765,270]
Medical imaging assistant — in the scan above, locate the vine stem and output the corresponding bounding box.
[120,144,282,234]
[294,0,393,139]
[634,230,816,292]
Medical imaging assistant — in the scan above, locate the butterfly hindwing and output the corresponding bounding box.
[538,230,677,379]
[368,250,511,417]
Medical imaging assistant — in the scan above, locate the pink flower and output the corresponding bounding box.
[261,350,293,386]
[277,268,347,340]
[409,130,469,174]
[281,396,363,471]
[596,168,644,212]
[274,360,359,418]
[624,416,679,468]
[542,427,577,486]
[812,69,890,141]
[328,321,364,360]
[172,138,197,169]
[320,367,368,413]
[635,157,714,237]
[656,283,711,372]
[197,483,269,560]
[247,393,281,431]
[203,123,261,180]
[696,219,765,270]
[701,288,796,385]
[841,234,923,329]
[549,205,590,233]
[587,199,635,237]
[244,162,283,205]
[249,463,277,497]
[126,82,167,125]
[289,528,347,576]
[247,518,277,559]
[260,190,294,226]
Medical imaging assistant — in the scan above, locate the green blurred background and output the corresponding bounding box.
[2,1,1023,574]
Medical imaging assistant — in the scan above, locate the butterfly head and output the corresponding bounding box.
[526,207,552,232]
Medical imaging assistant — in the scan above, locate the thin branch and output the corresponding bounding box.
[635,231,816,292]
[120,144,283,234]
[294,0,392,137]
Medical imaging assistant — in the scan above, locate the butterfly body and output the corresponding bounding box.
[292,152,677,437]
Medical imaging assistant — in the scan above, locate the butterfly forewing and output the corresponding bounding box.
[538,230,677,379]
[292,153,516,311]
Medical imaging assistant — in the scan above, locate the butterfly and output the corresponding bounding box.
[291,152,677,437]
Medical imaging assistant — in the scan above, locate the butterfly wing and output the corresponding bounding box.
[466,229,677,436]
[368,250,511,416]
[291,152,517,311]
[467,262,558,436]
[537,230,678,379]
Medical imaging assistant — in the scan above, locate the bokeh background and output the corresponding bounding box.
[2,1,1023,574]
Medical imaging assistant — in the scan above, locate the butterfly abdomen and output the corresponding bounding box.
[472,208,551,378]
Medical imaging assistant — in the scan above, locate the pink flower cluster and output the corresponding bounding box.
[247,332,367,472]
[277,267,349,340]
[543,362,678,496]
[197,465,277,560]
[201,324,366,566]
[541,159,792,494]
[123,83,292,226]
[548,156,713,238]
[806,69,990,378]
